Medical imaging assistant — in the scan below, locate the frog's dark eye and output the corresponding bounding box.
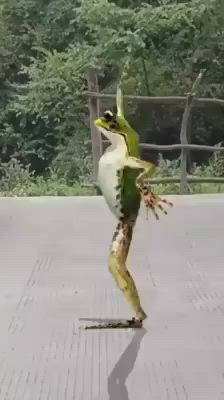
[104,110,113,121]
[110,123,116,129]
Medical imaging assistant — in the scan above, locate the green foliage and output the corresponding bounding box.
[194,157,224,178]
[0,156,223,197]
[0,158,95,196]
[51,137,93,184]
[0,0,224,195]
[0,158,34,193]
[12,47,91,164]
[154,155,224,194]
[155,154,181,177]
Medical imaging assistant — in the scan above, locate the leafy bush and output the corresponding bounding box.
[154,154,224,194]
[193,157,224,177]
[155,154,181,177]
[0,158,95,196]
[0,158,34,193]
[51,137,94,185]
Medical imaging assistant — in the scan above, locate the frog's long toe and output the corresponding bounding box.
[141,189,173,219]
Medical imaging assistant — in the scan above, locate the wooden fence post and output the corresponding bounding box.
[180,70,205,194]
[87,69,102,182]
[179,100,191,194]
[187,113,192,172]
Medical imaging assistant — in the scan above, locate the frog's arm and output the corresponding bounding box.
[125,155,173,219]
[125,156,156,182]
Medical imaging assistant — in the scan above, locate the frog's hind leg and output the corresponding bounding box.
[108,219,147,323]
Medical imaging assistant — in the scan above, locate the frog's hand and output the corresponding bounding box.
[140,186,173,220]
[124,156,173,219]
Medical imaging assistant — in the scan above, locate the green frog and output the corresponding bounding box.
[94,86,173,328]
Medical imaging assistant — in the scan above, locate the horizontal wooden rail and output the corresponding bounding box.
[146,176,224,184]
[141,144,224,152]
[87,140,224,153]
[83,176,224,188]
[85,91,224,108]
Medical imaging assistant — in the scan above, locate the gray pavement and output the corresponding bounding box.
[0,194,224,399]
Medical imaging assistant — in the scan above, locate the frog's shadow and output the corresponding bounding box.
[79,318,147,400]
[107,327,146,399]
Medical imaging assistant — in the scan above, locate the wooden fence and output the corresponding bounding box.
[86,69,224,194]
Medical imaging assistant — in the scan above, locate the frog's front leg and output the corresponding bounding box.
[125,156,173,219]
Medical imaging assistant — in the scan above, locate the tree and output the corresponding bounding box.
[0,0,223,180]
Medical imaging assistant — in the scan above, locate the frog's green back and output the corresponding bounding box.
[121,168,141,221]
[116,87,142,221]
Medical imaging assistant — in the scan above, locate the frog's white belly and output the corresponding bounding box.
[98,144,126,219]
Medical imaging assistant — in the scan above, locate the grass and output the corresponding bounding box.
[0,178,96,197]
[155,182,224,195]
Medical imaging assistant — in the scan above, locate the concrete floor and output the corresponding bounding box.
[0,195,224,399]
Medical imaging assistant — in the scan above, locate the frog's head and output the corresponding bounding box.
[95,109,127,135]
[94,87,137,145]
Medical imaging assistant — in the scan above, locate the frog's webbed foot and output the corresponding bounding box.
[81,318,143,330]
[140,184,173,220]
